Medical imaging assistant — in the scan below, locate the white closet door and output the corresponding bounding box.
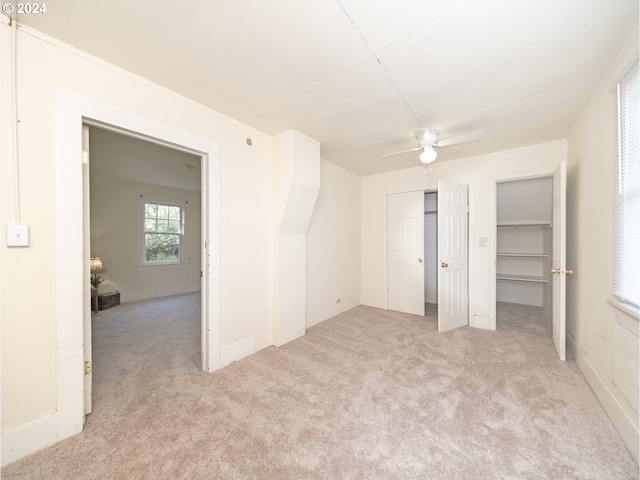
[387,191,425,316]
[552,161,567,361]
[437,181,469,332]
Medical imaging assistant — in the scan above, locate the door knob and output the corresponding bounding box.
[551,268,575,275]
[418,258,423,263]
[441,262,448,268]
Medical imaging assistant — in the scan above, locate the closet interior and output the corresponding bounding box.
[424,191,437,313]
[496,176,553,319]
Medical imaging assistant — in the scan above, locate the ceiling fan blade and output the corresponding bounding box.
[382,145,423,158]
[435,131,484,148]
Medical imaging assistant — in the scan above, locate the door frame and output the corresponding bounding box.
[54,89,221,441]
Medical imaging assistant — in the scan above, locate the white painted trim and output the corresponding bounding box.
[219,336,257,368]
[567,333,640,464]
[0,412,83,466]
[1,89,221,466]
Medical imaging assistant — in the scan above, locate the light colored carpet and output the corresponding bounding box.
[2,294,638,479]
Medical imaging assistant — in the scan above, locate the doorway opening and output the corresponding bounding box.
[84,125,203,415]
[494,166,568,361]
[48,89,220,458]
[496,168,573,360]
[495,175,553,320]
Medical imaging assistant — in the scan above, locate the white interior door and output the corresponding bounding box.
[437,181,469,332]
[551,161,567,361]
[387,191,425,316]
[82,125,92,415]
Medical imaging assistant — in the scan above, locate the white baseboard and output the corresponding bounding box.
[1,411,82,467]
[219,336,256,368]
[121,288,201,304]
[567,333,639,464]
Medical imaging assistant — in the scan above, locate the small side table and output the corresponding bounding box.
[98,291,121,310]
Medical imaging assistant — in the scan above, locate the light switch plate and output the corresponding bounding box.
[7,225,29,247]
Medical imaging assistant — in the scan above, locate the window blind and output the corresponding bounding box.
[614,58,639,308]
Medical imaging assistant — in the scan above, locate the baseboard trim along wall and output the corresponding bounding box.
[1,410,81,467]
[219,336,257,368]
[568,333,639,464]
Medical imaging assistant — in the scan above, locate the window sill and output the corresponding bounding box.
[137,261,186,268]
[608,298,639,336]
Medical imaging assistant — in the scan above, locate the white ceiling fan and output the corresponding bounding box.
[383,128,484,164]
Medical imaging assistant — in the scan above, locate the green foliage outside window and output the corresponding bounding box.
[144,202,183,262]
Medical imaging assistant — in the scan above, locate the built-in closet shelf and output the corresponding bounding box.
[497,220,551,228]
[496,273,548,283]
[497,253,548,258]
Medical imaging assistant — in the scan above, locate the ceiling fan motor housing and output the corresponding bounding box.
[415,128,439,147]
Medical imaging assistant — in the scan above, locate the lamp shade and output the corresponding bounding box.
[420,146,437,164]
[90,257,104,273]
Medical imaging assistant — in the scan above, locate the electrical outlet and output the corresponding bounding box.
[6,225,29,247]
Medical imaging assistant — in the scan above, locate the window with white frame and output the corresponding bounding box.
[614,58,639,311]
[142,200,185,264]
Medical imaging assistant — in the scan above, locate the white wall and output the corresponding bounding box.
[306,159,361,328]
[0,24,273,436]
[361,142,565,329]
[0,22,362,464]
[90,173,201,302]
[566,30,638,462]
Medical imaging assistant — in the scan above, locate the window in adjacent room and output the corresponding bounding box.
[142,200,185,264]
[614,58,639,313]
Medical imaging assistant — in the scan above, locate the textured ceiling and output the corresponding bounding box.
[10,0,639,176]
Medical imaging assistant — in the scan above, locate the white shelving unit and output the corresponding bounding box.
[496,178,553,313]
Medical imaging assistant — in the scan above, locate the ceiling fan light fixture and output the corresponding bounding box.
[420,145,437,164]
